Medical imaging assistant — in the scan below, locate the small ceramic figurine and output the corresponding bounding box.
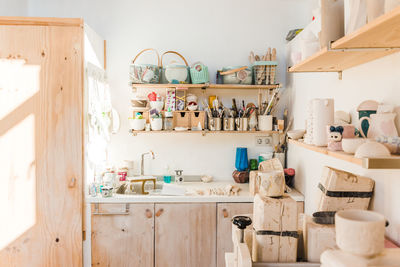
[328,126,344,151]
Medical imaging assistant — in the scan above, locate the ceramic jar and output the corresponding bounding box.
[312,99,334,146]
[150,117,163,131]
[335,210,386,257]
[258,115,273,131]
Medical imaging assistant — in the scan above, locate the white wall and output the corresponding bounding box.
[287,52,400,244]
[0,0,28,16]
[27,0,312,179]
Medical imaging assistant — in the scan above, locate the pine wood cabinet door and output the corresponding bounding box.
[217,203,253,267]
[154,203,217,267]
[0,20,83,266]
[91,203,155,267]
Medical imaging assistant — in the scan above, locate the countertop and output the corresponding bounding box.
[86,182,305,203]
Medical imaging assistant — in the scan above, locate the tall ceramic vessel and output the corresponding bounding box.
[312,98,334,146]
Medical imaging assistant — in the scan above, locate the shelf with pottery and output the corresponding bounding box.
[289,139,400,169]
[288,6,400,74]
[131,83,281,91]
[129,129,280,136]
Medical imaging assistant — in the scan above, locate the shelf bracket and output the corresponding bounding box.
[338,71,343,80]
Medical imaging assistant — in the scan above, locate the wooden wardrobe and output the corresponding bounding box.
[0,17,103,266]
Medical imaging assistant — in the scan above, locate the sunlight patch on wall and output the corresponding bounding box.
[0,114,36,250]
[0,59,40,120]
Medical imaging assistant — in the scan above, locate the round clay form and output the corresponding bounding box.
[335,210,385,257]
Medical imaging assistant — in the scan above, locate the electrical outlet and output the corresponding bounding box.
[255,136,273,147]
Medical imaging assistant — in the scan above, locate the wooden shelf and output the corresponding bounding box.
[131,83,281,90]
[289,139,400,169]
[130,130,279,136]
[288,6,400,73]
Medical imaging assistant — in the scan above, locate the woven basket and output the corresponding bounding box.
[161,51,190,84]
[190,62,209,84]
[129,48,160,84]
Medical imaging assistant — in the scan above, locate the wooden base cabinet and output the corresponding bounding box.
[91,203,155,267]
[91,202,253,267]
[155,203,217,267]
[217,203,253,267]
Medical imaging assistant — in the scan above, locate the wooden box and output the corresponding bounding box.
[190,111,205,129]
[317,166,374,211]
[252,194,298,262]
[303,215,336,263]
[173,111,190,128]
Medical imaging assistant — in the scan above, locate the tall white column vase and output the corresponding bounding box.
[312,98,334,146]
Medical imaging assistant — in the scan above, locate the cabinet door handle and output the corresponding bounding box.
[68,177,76,188]
[222,208,228,218]
[92,203,130,215]
[155,208,164,217]
[145,209,153,218]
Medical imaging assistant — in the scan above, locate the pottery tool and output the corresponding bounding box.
[249,51,255,64]
[266,47,271,84]
[270,48,277,84]
[264,90,279,115]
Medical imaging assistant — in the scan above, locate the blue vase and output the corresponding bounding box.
[235,147,248,171]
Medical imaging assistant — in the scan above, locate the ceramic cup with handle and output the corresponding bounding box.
[360,113,398,138]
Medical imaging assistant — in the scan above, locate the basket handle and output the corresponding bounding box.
[132,48,160,66]
[220,66,248,76]
[161,51,189,67]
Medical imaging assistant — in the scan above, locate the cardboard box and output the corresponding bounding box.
[317,166,374,211]
[190,111,205,129]
[252,194,298,262]
[303,215,336,263]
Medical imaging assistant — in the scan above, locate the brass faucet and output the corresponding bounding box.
[140,150,155,176]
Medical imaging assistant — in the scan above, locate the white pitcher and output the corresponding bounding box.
[360,113,398,138]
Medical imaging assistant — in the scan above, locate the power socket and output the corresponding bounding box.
[255,136,273,147]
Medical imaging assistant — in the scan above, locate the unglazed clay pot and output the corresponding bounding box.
[335,210,385,257]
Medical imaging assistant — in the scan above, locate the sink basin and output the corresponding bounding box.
[124,176,163,194]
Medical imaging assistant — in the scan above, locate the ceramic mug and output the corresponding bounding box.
[150,118,163,131]
[258,115,273,131]
[360,113,398,138]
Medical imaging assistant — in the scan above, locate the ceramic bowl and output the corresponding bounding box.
[335,210,385,257]
[355,141,391,158]
[287,129,306,140]
[187,104,198,111]
[342,138,367,154]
